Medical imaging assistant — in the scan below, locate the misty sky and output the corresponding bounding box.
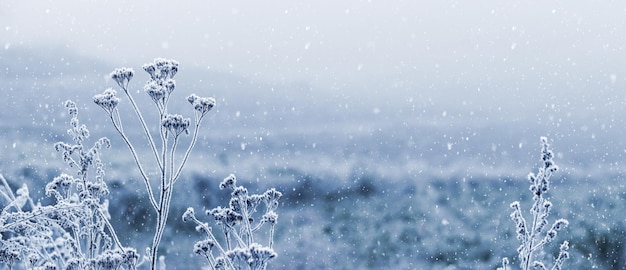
[2,1,626,118]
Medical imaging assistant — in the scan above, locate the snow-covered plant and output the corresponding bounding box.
[183,174,281,270]
[94,58,215,269]
[499,137,569,270]
[0,101,138,269]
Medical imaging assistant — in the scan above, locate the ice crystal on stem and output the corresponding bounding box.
[183,174,281,270]
[94,58,218,269]
[0,102,135,269]
[110,67,134,90]
[505,137,569,270]
[0,57,274,270]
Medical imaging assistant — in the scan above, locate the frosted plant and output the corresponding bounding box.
[94,58,215,269]
[182,174,281,270]
[500,137,569,270]
[0,101,137,269]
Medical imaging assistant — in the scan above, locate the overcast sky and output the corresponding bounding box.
[2,1,626,117]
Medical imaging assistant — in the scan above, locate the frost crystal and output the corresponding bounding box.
[506,137,569,270]
[93,88,120,115]
[110,67,134,90]
[94,58,219,269]
[162,114,190,136]
[0,103,132,269]
[184,175,281,269]
[188,94,216,116]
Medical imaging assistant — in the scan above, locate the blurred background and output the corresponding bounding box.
[1,1,625,269]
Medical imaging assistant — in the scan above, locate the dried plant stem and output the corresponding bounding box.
[171,113,204,185]
[95,59,215,270]
[121,86,163,171]
[507,137,569,270]
[107,111,159,210]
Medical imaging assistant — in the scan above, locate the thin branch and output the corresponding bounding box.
[121,86,164,171]
[172,114,205,185]
[97,208,125,251]
[0,174,16,202]
[108,112,159,210]
[189,216,236,269]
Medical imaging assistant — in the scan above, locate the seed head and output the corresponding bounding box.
[188,94,216,116]
[94,88,120,115]
[182,207,196,222]
[110,67,134,90]
[162,114,190,136]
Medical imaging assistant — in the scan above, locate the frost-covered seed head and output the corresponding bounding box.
[97,250,123,270]
[143,63,157,79]
[533,261,547,270]
[220,174,237,190]
[248,194,264,207]
[552,219,569,230]
[94,88,120,114]
[0,246,20,265]
[87,182,110,198]
[146,58,179,79]
[182,207,196,222]
[543,201,552,211]
[162,114,190,136]
[509,201,520,210]
[262,211,278,224]
[144,80,166,103]
[43,262,57,270]
[46,173,75,200]
[62,100,95,145]
[65,100,78,116]
[207,207,243,228]
[263,188,283,210]
[214,257,227,270]
[187,94,196,104]
[110,67,134,90]
[121,248,139,267]
[65,259,81,270]
[229,197,242,213]
[225,247,252,267]
[188,94,216,115]
[248,243,277,268]
[548,164,559,173]
[232,186,248,198]
[27,252,39,266]
[560,240,569,251]
[155,58,168,69]
[95,137,111,150]
[165,79,176,93]
[193,239,215,255]
[264,188,282,201]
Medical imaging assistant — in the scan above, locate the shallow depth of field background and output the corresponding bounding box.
[1,1,626,269]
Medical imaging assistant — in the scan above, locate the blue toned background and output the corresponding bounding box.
[1,1,625,268]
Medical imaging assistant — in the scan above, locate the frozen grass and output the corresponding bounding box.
[500,137,569,270]
[0,59,281,270]
[182,174,281,270]
[0,102,138,269]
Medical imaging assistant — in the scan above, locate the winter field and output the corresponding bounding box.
[1,48,625,269]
